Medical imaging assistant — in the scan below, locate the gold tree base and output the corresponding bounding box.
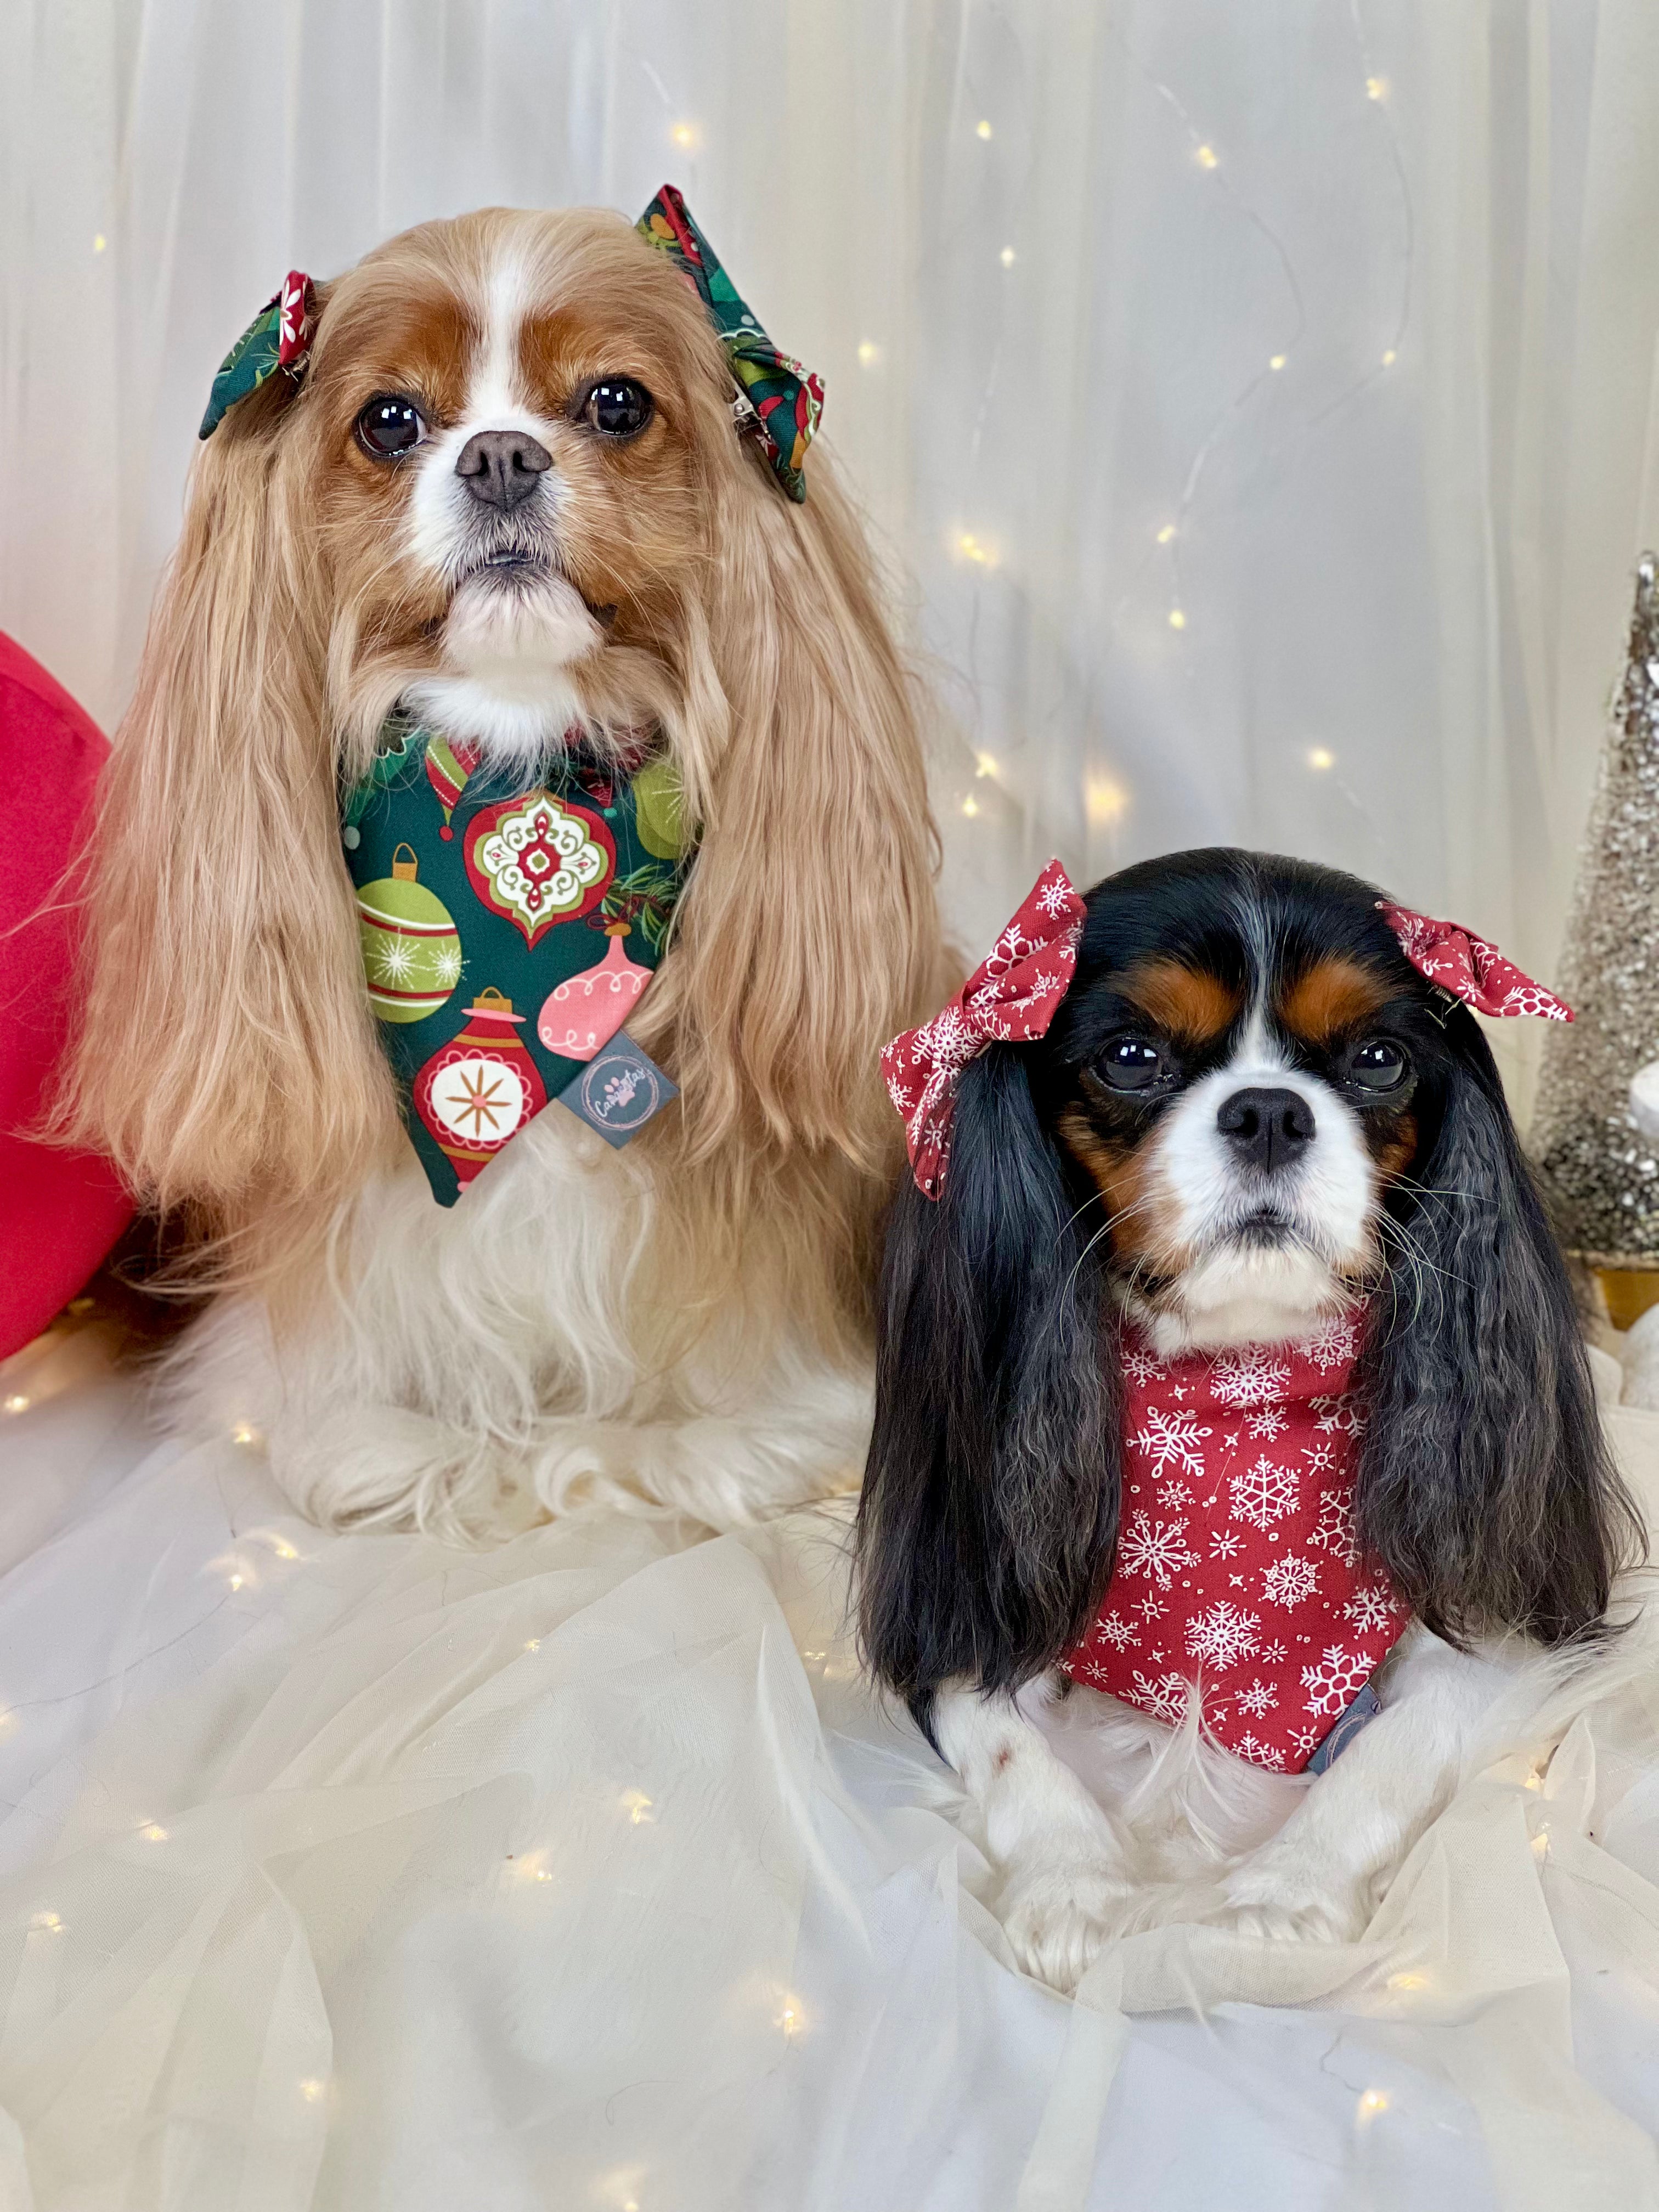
[1588,1263,1659,1333]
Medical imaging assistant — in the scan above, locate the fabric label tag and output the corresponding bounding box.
[557,1031,677,1148]
[1305,1680,1382,1773]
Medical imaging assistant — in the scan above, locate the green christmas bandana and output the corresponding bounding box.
[636,185,823,503]
[342,716,692,1205]
[199,272,316,439]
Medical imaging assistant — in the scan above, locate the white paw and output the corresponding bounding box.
[1000,1853,1132,1993]
[1217,1854,1373,1945]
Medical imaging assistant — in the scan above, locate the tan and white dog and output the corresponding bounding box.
[65,205,949,1536]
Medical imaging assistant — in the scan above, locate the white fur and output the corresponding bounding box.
[948,1627,1534,1991]
[1137,1012,1376,1356]
[176,1105,872,1532]
[402,250,604,757]
[935,1684,1133,1991]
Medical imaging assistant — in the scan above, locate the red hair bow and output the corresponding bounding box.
[1378,902,1572,1023]
[883,860,1086,1198]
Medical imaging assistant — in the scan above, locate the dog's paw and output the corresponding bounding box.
[1216,1852,1373,1945]
[1000,1852,1132,1993]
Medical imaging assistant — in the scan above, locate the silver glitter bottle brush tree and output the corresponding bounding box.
[1532,554,1659,1325]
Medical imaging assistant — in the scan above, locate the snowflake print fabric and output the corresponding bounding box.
[1377,901,1573,1023]
[1062,1314,1411,1771]
[882,859,1086,1197]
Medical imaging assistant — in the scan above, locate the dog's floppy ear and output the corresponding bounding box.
[1357,1022,1643,1643]
[855,1044,1121,1738]
[645,445,945,1181]
[58,302,396,1238]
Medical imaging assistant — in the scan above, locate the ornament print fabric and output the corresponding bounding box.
[1379,902,1573,1023]
[199,272,316,438]
[635,185,824,503]
[342,716,692,1204]
[882,859,1086,1198]
[1062,1316,1411,1773]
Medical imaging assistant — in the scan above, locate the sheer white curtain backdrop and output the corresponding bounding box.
[4,0,1659,1114]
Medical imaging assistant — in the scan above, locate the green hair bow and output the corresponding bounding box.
[636,184,823,502]
[199,271,315,440]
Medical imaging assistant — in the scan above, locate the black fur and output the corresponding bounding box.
[855,1045,1122,1741]
[855,848,1643,1730]
[1356,1008,1643,1644]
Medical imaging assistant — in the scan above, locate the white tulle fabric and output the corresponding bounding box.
[6,2,1659,1117]
[4,1321,1659,2210]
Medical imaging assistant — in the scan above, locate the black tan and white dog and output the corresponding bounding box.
[857,848,1639,1990]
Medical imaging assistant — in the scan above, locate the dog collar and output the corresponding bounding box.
[1063,1313,1410,1773]
[341,714,694,1204]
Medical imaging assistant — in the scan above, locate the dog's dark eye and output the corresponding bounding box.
[583,380,654,439]
[1351,1039,1409,1093]
[356,396,426,460]
[1099,1038,1165,1092]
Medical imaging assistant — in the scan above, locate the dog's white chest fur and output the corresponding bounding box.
[175,1104,874,1533]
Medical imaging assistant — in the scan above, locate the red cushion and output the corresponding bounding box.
[0,636,133,1358]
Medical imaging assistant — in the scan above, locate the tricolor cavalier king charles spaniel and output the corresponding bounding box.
[857,848,1640,1989]
[64,204,947,1533]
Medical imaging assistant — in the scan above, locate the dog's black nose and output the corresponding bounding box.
[1216,1086,1316,1171]
[455,429,552,511]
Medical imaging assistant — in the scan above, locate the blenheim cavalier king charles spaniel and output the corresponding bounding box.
[65,201,949,1535]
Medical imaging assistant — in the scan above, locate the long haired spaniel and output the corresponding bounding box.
[63,201,948,1534]
[857,849,1640,1989]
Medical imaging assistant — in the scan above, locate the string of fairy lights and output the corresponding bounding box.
[918,20,1415,861]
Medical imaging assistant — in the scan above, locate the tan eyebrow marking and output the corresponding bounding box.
[1278,956,1392,1047]
[1115,958,1243,1046]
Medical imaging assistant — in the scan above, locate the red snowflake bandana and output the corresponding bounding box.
[1379,902,1572,1023]
[882,859,1086,1198]
[1063,1314,1410,1773]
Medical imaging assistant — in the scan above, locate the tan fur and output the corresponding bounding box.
[1117,957,1242,1047]
[60,205,949,1375]
[1277,956,1390,1048]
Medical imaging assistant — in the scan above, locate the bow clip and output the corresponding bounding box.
[1378,901,1572,1023]
[636,185,823,502]
[200,270,316,439]
[882,860,1086,1198]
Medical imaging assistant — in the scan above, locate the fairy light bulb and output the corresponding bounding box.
[1155,523,1177,545]
[856,340,880,366]
[1086,777,1130,828]
[1167,608,1187,630]
[1365,77,1388,100]
[1307,747,1335,771]
[1000,246,1016,267]
[1194,144,1219,168]
[975,119,993,140]
[669,122,699,150]
[1269,354,1286,371]
[3,1395,28,1414]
